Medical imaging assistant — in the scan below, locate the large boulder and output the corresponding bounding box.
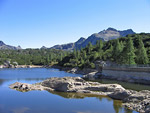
[41,77,88,92]
[108,90,131,100]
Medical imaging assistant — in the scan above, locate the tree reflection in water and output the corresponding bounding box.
[49,91,133,113]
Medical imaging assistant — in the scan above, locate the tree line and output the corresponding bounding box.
[0,49,69,65]
[58,33,150,69]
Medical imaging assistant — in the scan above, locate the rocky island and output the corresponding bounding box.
[10,77,150,113]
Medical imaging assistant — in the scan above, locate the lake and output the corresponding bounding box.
[0,68,138,113]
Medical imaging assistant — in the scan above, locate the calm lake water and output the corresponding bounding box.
[0,68,138,113]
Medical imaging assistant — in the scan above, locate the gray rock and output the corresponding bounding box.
[41,77,87,92]
[108,90,131,100]
[83,72,98,80]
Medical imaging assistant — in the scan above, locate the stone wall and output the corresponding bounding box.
[102,67,150,85]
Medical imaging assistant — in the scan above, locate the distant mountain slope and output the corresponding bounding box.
[0,41,22,50]
[50,43,74,50]
[79,28,135,49]
[50,37,86,50]
[50,27,135,50]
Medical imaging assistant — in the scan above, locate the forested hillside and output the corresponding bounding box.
[58,33,150,69]
[0,49,69,65]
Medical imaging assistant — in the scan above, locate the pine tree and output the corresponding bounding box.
[120,41,124,51]
[113,39,122,63]
[46,55,50,65]
[87,42,92,54]
[73,49,77,58]
[104,44,113,60]
[122,37,136,65]
[136,37,149,64]
[97,40,103,50]
[80,57,84,65]
[76,49,80,59]
[83,50,87,60]
[60,53,63,61]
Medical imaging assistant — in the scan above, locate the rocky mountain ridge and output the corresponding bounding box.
[49,27,135,50]
[50,37,86,50]
[0,41,22,50]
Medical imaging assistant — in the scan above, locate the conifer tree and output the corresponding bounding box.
[73,49,77,58]
[46,55,50,65]
[136,37,149,64]
[113,39,122,63]
[60,53,63,61]
[96,40,103,50]
[83,50,87,60]
[122,38,136,65]
[105,44,113,60]
[87,42,92,54]
[120,41,124,51]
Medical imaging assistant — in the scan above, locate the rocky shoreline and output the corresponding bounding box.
[10,77,150,113]
[52,66,150,86]
[0,65,43,69]
[51,66,101,80]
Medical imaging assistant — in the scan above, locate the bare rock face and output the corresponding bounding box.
[41,77,89,92]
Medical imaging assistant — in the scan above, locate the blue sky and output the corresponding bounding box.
[0,0,150,48]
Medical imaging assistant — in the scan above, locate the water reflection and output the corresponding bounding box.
[49,91,133,113]
[11,107,30,113]
[113,100,122,113]
[113,100,133,113]
[50,91,110,99]
[0,78,47,86]
[0,79,5,86]
[0,68,138,113]
[8,89,134,113]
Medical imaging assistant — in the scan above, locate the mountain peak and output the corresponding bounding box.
[119,29,135,37]
[41,46,47,49]
[17,45,22,49]
[107,27,117,31]
[50,27,135,50]
[0,41,6,46]
[76,37,86,44]
[0,41,22,50]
